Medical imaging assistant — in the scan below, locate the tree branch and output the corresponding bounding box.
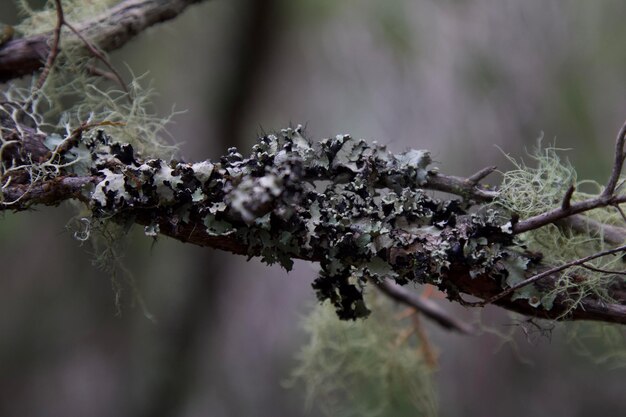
[0,0,209,83]
[375,279,476,334]
[466,243,626,307]
[604,119,626,197]
[1,0,625,327]
[1,123,624,325]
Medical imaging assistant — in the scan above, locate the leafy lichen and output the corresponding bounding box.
[67,125,537,319]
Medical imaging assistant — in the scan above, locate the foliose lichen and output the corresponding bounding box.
[70,125,546,319]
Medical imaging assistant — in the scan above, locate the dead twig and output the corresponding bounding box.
[603,119,626,198]
[375,279,476,335]
[561,184,575,210]
[62,20,130,96]
[466,165,497,185]
[412,314,438,368]
[580,263,626,276]
[35,0,64,90]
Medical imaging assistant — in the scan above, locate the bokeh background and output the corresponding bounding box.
[1,0,626,416]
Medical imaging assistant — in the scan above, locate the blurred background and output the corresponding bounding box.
[1,0,626,416]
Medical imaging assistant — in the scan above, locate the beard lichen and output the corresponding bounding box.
[2,0,178,315]
[287,295,438,417]
[495,142,625,315]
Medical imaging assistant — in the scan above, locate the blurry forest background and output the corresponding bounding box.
[1,0,626,416]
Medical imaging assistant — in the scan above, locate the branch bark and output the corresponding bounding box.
[1,0,625,329]
[0,0,209,83]
[1,123,624,326]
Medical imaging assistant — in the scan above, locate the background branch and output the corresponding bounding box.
[0,0,209,83]
[375,279,476,334]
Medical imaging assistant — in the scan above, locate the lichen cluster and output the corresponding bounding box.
[0,1,570,320]
[76,125,541,319]
[496,144,624,312]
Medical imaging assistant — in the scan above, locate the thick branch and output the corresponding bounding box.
[1,175,95,208]
[133,208,626,325]
[3,0,622,332]
[2,126,623,325]
[0,0,208,83]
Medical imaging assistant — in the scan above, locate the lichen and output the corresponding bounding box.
[64,125,539,319]
[287,296,438,417]
[495,142,624,314]
[16,0,120,35]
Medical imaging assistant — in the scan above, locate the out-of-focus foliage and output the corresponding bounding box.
[15,0,119,34]
[567,322,626,368]
[289,295,437,417]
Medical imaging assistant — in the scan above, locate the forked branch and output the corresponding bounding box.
[1,118,624,326]
[1,0,625,331]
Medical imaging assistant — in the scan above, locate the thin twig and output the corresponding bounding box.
[53,120,126,157]
[426,171,499,202]
[35,0,64,90]
[411,314,438,368]
[513,193,626,234]
[471,243,626,307]
[603,119,626,197]
[62,20,130,97]
[614,203,626,225]
[467,165,497,185]
[561,184,575,210]
[86,65,120,84]
[375,279,476,335]
[581,263,626,276]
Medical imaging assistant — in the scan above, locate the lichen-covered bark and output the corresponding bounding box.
[2,125,624,324]
[0,0,209,83]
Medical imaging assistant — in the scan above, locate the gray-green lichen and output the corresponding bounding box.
[70,126,546,319]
